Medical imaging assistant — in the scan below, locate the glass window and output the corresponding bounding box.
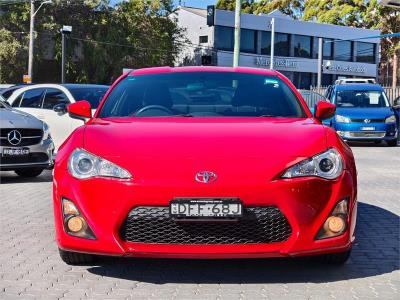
[336,90,389,108]
[20,88,45,108]
[99,72,306,118]
[356,42,375,63]
[293,35,311,58]
[261,31,271,55]
[199,36,208,44]
[67,86,108,108]
[240,29,257,53]
[293,72,312,89]
[334,40,353,62]
[275,33,290,57]
[11,94,23,107]
[312,38,333,59]
[214,26,234,51]
[42,88,70,110]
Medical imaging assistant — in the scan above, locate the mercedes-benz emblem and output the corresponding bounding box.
[195,171,217,184]
[7,130,22,146]
[364,119,371,124]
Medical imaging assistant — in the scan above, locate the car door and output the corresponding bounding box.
[42,88,77,150]
[11,88,46,120]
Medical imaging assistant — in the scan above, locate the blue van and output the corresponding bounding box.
[325,84,398,146]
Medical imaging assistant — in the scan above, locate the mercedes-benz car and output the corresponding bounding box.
[0,97,54,177]
[53,67,357,265]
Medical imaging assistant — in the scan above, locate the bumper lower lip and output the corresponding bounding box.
[53,169,357,259]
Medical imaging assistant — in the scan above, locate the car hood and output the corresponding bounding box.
[0,107,43,129]
[336,107,394,119]
[83,118,327,181]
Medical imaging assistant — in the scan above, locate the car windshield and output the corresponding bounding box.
[336,90,389,108]
[99,72,305,118]
[0,96,10,108]
[67,86,108,109]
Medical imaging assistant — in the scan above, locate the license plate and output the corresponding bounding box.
[170,198,242,219]
[361,126,375,131]
[2,148,30,156]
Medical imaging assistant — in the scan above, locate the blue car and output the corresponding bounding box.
[325,84,398,146]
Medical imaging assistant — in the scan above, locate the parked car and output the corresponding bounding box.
[0,96,54,177]
[325,83,398,146]
[54,66,357,266]
[393,96,400,130]
[298,89,327,114]
[6,84,109,150]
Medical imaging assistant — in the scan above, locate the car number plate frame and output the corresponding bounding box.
[170,198,243,219]
[2,147,30,156]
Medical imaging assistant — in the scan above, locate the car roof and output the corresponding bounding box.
[61,84,109,89]
[334,84,384,91]
[129,66,279,77]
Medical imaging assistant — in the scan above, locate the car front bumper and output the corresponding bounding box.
[0,138,54,171]
[334,122,397,142]
[53,169,357,259]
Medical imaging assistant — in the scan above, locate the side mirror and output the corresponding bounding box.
[393,98,400,108]
[314,100,336,121]
[68,100,92,121]
[53,103,67,114]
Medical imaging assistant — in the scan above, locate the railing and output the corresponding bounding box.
[309,86,400,105]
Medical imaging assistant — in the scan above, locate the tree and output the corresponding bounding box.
[216,0,256,14]
[253,0,304,19]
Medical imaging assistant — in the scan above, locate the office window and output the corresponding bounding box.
[356,42,375,63]
[199,36,208,44]
[293,35,311,58]
[240,29,257,53]
[312,38,333,59]
[261,31,271,55]
[261,32,289,56]
[334,40,352,62]
[214,26,234,51]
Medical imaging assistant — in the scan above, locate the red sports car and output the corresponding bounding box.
[53,67,357,265]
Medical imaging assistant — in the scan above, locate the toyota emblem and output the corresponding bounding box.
[7,130,22,146]
[195,171,217,183]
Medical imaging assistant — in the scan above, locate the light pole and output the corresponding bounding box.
[27,0,52,83]
[233,0,241,67]
[269,18,275,70]
[61,25,72,83]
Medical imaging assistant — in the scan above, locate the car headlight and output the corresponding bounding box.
[385,115,396,124]
[281,148,343,180]
[42,122,51,140]
[335,114,351,123]
[68,148,132,179]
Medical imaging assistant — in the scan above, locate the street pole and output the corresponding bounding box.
[269,18,275,70]
[317,37,323,88]
[28,0,35,83]
[233,0,241,67]
[61,32,65,83]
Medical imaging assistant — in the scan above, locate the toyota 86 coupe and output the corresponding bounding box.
[53,67,357,265]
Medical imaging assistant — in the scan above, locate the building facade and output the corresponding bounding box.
[177,7,381,89]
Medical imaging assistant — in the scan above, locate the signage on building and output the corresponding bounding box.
[207,5,215,26]
[254,57,298,69]
[325,63,367,74]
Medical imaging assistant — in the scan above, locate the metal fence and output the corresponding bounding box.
[309,86,400,105]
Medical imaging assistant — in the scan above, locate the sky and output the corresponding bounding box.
[109,0,216,8]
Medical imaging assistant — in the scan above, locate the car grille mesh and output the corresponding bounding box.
[0,128,43,146]
[120,206,292,244]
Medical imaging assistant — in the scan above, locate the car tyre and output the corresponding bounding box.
[59,248,95,265]
[14,168,44,178]
[387,139,398,147]
[318,249,351,265]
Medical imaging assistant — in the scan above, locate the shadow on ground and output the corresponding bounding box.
[88,202,399,283]
[0,170,53,184]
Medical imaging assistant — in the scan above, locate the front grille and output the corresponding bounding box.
[0,153,49,165]
[120,206,292,245]
[0,128,43,146]
[350,118,384,123]
[348,131,385,138]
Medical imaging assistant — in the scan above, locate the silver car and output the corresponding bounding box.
[0,97,54,177]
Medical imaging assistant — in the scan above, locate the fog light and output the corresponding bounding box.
[67,216,85,233]
[316,198,349,240]
[326,216,345,233]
